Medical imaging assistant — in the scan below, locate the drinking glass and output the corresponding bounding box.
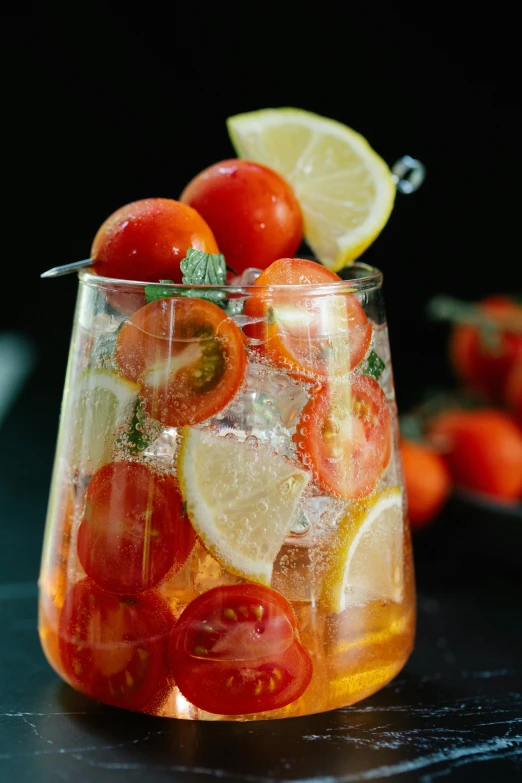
[38,263,415,721]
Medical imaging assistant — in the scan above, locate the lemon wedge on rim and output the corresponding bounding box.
[320,487,404,613]
[178,426,311,585]
[227,107,395,271]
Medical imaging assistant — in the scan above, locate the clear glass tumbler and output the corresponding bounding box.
[39,262,415,721]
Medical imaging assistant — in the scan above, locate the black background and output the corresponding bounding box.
[2,2,521,413]
[2,9,522,780]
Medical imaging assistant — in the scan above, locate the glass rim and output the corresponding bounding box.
[79,261,383,293]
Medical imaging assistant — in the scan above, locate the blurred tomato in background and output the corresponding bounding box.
[428,409,522,502]
[448,296,522,402]
[400,439,451,529]
[401,293,522,531]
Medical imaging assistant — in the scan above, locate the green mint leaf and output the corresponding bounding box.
[180,248,226,285]
[362,349,385,381]
[182,501,187,518]
[144,251,228,308]
[145,280,176,304]
[180,248,227,307]
[119,398,160,455]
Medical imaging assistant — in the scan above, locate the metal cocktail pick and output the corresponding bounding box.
[40,156,426,279]
[40,257,94,278]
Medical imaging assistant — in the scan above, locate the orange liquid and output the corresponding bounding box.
[38,287,415,721]
[38,491,415,721]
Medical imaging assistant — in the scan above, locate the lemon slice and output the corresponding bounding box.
[227,107,395,271]
[320,487,404,613]
[178,426,311,585]
[70,369,139,473]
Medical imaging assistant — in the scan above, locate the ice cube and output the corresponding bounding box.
[290,493,348,545]
[229,267,263,286]
[142,427,179,472]
[214,361,310,454]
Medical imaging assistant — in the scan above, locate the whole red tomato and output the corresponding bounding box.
[428,409,522,502]
[91,197,219,283]
[180,159,303,275]
[449,296,522,401]
[400,439,451,529]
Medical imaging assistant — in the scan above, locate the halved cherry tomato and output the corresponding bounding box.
[91,198,219,283]
[168,584,313,715]
[59,578,175,712]
[295,374,392,499]
[180,160,303,275]
[115,297,247,427]
[244,258,372,380]
[77,461,195,594]
[449,296,522,401]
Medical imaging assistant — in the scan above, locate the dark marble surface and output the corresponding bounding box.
[1,357,522,782]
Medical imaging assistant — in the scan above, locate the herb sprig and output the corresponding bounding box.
[362,349,385,381]
[145,248,227,306]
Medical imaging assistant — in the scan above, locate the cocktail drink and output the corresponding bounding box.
[38,108,416,720]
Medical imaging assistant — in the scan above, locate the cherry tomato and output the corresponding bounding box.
[59,578,175,712]
[180,160,303,275]
[77,461,195,594]
[400,439,451,529]
[449,296,522,401]
[428,409,522,502]
[168,584,312,715]
[244,257,372,380]
[115,297,247,427]
[91,198,219,283]
[295,375,392,499]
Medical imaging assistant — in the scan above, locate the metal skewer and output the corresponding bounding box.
[40,157,426,279]
[40,258,92,278]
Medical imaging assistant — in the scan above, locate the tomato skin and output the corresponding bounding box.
[180,160,303,275]
[115,297,247,427]
[91,198,219,283]
[77,462,195,594]
[59,578,175,712]
[168,584,313,715]
[428,409,522,501]
[449,296,522,401]
[400,439,451,529]
[295,375,392,500]
[244,257,372,380]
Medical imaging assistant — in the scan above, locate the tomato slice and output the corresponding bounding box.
[169,584,313,715]
[77,461,195,594]
[244,258,372,380]
[295,374,392,499]
[59,578,175,712]
[115,297,247,427]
